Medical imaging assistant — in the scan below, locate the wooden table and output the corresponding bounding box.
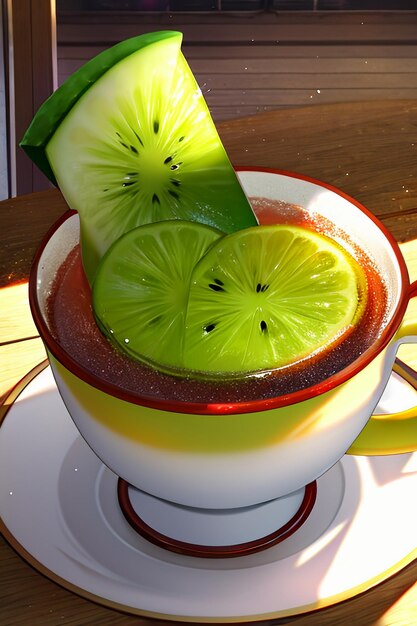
[1,100,417,625]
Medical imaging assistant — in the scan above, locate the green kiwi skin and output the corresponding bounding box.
[20,31,182,184]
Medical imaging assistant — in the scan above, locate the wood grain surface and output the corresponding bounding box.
[1,100,416,625]
[56,10,417,120]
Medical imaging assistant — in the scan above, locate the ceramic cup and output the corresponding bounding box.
[30,168,417,510]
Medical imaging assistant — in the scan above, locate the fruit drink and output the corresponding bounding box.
[46,197,388,405]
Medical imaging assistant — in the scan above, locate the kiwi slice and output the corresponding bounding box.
[21,31,256,283]
[92,220,223,371]
[183,224,366,375]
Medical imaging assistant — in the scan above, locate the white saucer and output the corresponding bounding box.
[1,364,417,621]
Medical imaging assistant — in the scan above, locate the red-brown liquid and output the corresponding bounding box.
[46,199,389,403]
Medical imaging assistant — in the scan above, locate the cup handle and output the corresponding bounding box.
[347,280,417,455]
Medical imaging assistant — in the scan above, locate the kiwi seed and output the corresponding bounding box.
[209,282,225,292]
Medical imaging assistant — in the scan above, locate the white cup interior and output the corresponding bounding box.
[36,213,80,324]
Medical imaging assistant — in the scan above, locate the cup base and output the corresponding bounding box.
[117,479,317,558]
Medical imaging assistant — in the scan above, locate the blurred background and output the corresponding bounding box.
[1,0,417,198]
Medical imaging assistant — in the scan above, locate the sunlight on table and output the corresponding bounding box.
[0,282,46,400]
[377,583,417,626]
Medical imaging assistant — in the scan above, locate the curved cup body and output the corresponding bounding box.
[48,349,391,508]
[30,169,416,509]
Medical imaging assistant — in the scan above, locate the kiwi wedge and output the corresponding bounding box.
[21,31,257,283]
[92,220,223,371]
[183,224,366,375]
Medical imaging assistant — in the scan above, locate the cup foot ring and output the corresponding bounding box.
[117,479,317,558]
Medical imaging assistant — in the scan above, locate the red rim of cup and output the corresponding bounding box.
[29,167,411,416]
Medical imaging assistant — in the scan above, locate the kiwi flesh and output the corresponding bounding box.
[94,222,365,379]
[21,32,181,184]
[21,31,257,283]
[92,220,223,372]
[183,224,365,375]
